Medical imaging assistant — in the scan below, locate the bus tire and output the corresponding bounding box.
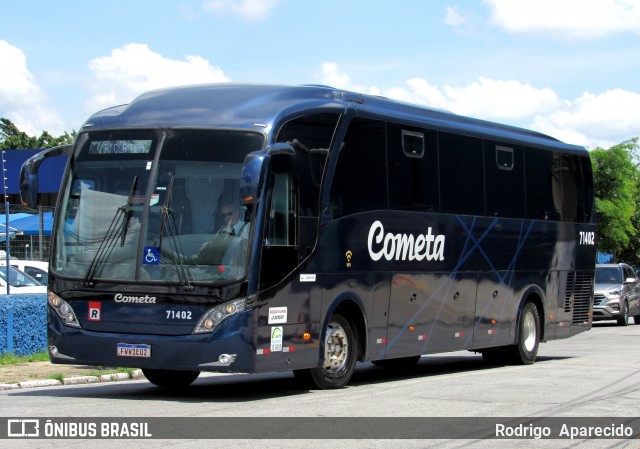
[296,312,357,389]
[505,301,540,365]
[142,369,200,388]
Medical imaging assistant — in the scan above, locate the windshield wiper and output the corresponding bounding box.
[158,176,194,291]
[81,177,138,287]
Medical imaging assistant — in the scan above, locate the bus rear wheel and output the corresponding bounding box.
[482,302,540,365]
[142,369,200,388]
[506,301,540,365]
[295,312,357,389]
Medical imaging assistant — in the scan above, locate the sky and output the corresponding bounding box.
[1,0,639,150]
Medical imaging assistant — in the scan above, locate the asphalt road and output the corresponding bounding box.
[1,321,639,449]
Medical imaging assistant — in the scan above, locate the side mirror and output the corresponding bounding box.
[20,144,72,208]
[239,151,268,205]
[239,143,295,204]
[266,142,295,157]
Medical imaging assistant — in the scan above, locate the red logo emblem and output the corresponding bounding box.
[88,302,101,321]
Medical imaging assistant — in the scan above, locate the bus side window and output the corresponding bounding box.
[556,153,579,222]
[485,143,525,218]
[266,174,297,246]
[579,155,595,223]
[387,124,439,212]
[439,132,485,216]
[525,147,561,221]
[330,118,387,218]
[261,173,298,289]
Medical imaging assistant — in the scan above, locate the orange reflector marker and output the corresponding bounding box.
[244,196,254,202]
[303,333,311,341]
[549,315,555,320]
[409,326,415,331]
[491,319,497,325]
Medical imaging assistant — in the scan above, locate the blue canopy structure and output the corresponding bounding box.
[0,223,21,243]
[0,212,53,243]
[8,212,53,235]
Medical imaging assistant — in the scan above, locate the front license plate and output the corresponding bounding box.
[116,343,151,358]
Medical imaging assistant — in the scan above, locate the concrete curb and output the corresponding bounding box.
[0,369,144,390]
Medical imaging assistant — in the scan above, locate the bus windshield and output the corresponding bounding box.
[53,129,264,284]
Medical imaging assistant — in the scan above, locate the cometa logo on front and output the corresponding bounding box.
[367,220,445,262]
[114,293,157,304]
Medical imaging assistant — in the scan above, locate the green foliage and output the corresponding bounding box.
[591,137,640,262]
[0,350,49,365]
[0,117,76,150]
[86,367,137,378]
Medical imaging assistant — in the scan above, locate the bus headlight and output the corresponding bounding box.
[48,291,81,328]
[193,298,246,334]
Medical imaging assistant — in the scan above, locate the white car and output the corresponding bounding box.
[0,259,49,285]
[0,266,47,294]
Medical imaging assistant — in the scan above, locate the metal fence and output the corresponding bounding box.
[10,234,51,261]
[1,205,53,262]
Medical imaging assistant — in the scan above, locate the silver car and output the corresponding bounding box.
[593,263,640,326]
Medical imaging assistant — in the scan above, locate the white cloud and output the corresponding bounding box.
[320,62,352,90]
[86,43,230,112]
[0,40,65,136]
[320,62,382,96]
[530,89,640,149]
[444,6,466,27]
[485,0,640,38]
[320,62,638,149]
[333,75,560,121]
[202,0,279,21]
[432,78,560,120]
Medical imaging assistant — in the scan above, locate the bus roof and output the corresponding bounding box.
[83,83,585,154]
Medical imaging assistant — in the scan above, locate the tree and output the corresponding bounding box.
[0,117,76,150]
[591,138,640,262]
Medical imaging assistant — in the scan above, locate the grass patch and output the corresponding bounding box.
[87,367,137,378]
[48,373,65,383]
[0,350,49,365]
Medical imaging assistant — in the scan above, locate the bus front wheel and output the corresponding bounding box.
[295,312,357,389]
[142,369,200,388]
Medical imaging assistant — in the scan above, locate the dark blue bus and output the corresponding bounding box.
[21,84,596,389]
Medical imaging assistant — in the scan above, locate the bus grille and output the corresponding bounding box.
[564,273,574,313]
[567,271,594,324]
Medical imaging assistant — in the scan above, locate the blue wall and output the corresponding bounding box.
[4,149,67,194]
[0,294,47,356]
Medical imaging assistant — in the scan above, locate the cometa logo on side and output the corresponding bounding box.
[367,220,445,262]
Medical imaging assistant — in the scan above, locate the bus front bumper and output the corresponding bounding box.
[47,308,256,373]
